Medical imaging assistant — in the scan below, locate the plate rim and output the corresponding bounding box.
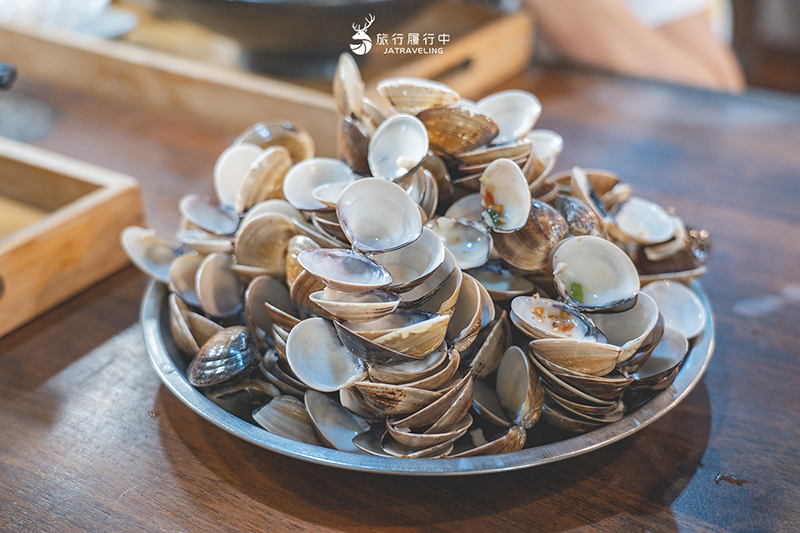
[141,279,715,476]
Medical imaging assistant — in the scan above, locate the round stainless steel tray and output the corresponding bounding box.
[141,279,715,476]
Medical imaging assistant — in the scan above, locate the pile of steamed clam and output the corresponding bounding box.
[122,53,710,457]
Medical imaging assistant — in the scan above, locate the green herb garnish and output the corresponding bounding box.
[487,207,502,226]
[570,282,584,303]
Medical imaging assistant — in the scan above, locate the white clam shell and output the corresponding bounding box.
[479,158,532,232]
[467,263,534,300]
[630,326,689,391]
[286,317,367,392]
[367,113,429,181]
[372,227,445,292]
[168,251,204,308]
[495,345,543,428]
[610,196,675,245]
[120,226,180,283]
[551,235,640,311]
[304,388,371,453]
[213,142,262,208]
[443,192,483,223]
[590,292,660,361]
[336,178,422,252]
[179,193,239,235]
[476,89,542,145]
[425,216,492,270]
[297,248,393,292]
[195,252,244,318]
[641,280,706,339]
[510,295,597,341]
[283,157,356,211]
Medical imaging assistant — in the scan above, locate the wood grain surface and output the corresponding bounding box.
[1,66,799,532]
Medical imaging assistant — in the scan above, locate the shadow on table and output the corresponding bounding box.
[157,377,711,532]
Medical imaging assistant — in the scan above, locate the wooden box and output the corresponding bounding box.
[0,137,143,337]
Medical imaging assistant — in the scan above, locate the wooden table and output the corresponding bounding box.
[2,65,799,532]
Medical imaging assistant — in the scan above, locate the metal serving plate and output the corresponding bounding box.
[141,279,714,476]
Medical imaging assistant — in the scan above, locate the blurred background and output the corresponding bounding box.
[730,0,800,93]
[0,0,798,93]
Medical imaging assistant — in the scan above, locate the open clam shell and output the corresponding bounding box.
[468,309,511,380]
[424,216,492,270]
[479,158,531,232]
[371,313,450,359]
[372,227,445,293]
[608,196,675,245]
[445,273,484,353]
[455,140,532,168]
[354,381,443,416]
[333,316,427,365]
[213,142,262,209]
[522,129,563,186]
[195,252,244,318]
[282,157,356,211]
[243,275,281,339]
[528,352,623,405]
[495,345,543,428]
[641,280,706,339]
[121,226,181,283]
[367,113,428,181]
[386,413,472,448]
[389,373,473,430]
[304,389,371,453]
[179,193,239,236]
[510,294,598,341]
[467,262,535,301]
[297,248,392,292]
[234,121,315,163]
[177,226,234,255]
[590,292,660,362]
[169,293,222,358]
[476,89,542,145]
[285,317,367,392]
[398,247,459,311]
[332,52,365,117]
[336,178,423,252]
[629,326,689,392]
[550,235,640,312]
[168,251,204,308]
